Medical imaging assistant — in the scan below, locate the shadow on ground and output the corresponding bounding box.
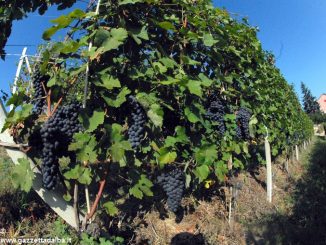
[246,137,326,245]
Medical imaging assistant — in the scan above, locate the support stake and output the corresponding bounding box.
[265,137,272,203]
[228,156,233,225]
[11,47,27,111]
[295,145,299,161]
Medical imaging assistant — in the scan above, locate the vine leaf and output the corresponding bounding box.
[6,91,28,107]
[110,141,131,162]
[2,104,33,132]
[69,132,98,162]
[64,165,92,185]
[129,25,149,44]
[194,165,210,182]
[157,21,176,31]
[203,33,218,47]
[96,72,121,90]
[100,87,131,108]
[79,168,92,185]
[186,80,202,97]
[198,73,213,87]
[108,124,132,162]
[11,158,34,192]
[153,62,167,74]
[43,9,85,40]
[195,145,217,165]
[164,127,188,148]
[157,148,177,166]
[214,161,228,182]
[119,0,144,5]
[86,109,105,133]
[129,175,153,199]
[91,28,128,59]
[103,201,118,216]
[147,103,164,127]
[184,107,200,123]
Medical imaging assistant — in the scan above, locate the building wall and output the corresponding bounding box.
[317,94,326,113]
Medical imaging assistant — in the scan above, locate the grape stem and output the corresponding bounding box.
[50,97,63,117]
[81,169,108,230]
[47,89,51,117]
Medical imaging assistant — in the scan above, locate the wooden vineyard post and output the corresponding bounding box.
[285,149,289,174]
[291,146,295,163]
[265,136,272,203]
[228,156,233,225]
[295,144,299,161]
[0,100,84,230]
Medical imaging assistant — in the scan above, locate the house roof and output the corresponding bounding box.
[318,94,326,100]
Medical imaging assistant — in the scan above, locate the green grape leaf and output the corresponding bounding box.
[97,73,121,90]
[194,165,210,182]
[195,145,217,165]
[214,161,228,182]
[203,33,218,47]
[11,158,34,192]
[147,103,164,127]
[64,165,83,180]
[69,132,98,163]
[157,21,176,31]
[129,185,143,199]
[103,201,119,216]
[159,57,177,69]
[129,175,153,199]
[129,25,149,44]
[153,62,167,74]
[79,167,92,185]
[184,107,200,123]
[186,80,202,97]
[110,142,126,162]
[158,148,177,165]
[109,123,124,142]
[101,87,131,108]
[119,0,144,5]
[63,193,72,202]
[86,109,105,133]
[198,73,213,87]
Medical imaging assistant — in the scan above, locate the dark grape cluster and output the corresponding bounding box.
[236,108,251,140]
[157,168,185,212]
[40,101,82,189]
[205,94,226,135]
[31,71,49,114]
[127,95,147,149]
[0,89,9,102]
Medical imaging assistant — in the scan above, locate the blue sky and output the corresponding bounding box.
[215,0,326,99]
[0,0,325,100]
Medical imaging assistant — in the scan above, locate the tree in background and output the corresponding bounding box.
[301,82,320,114]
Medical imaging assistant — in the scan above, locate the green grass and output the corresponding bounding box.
[246,137,326,245]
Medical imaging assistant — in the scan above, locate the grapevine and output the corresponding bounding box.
[0,0,315,240]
